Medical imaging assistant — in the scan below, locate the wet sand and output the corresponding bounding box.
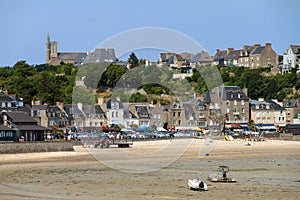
[0,139,299,200]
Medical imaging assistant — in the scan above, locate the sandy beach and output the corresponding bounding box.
[0,138,299,200]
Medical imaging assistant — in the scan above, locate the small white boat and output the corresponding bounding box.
[188,178,208,191]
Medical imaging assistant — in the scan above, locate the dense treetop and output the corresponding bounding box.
[0,60,299,105]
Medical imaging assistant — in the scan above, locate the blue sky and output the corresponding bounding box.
[0,0,299,67]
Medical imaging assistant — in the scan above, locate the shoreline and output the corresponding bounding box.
[0,139,299,200]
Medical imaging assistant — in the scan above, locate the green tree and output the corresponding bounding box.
[129,92,147,102]
[128,52,138,67]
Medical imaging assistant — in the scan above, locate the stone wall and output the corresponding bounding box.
[0,141,81,154]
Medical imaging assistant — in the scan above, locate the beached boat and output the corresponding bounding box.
[208,165,236,183]
[187,178,208,191]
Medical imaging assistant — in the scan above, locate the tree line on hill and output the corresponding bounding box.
[0,59,299,105]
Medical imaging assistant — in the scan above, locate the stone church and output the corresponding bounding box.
[46,34,116,66]
[46,34,87,66]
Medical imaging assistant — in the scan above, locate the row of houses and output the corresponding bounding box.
[46,34,300,74]
[158,43,279,74]
[1,87,300,142]
[158,43,300,75]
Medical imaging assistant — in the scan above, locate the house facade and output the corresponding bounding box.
[283,99,300,124]
[282,44,300,73]
[213,86,250,126]
[104,98,124,126]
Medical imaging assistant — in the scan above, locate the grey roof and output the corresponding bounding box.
[17,106,31,112]
[83,48,116,64]
[250,100,272,110]
[47,105,62,113]
[168,102,183,109]
[0,91,14,102]
[290,45,300,54]
[135,105,149,118]
[64,104,85,118]
[32,105,48,110]
[73,53,88,67]
[266,100,285,111]
[82,105,105,115]
[17,124,51,131]
[106,98,123,109]
[160,53,174,62]
[58,52,87,61]
[0,125,13,131]
[123,109,137,119]
[219,86,249,100]
[240,46,257,57]
[284,99,298,107]
[4,112,37,123]
[251,46,265,55]
[10,95,23,102]
[213,50,227,61]
[226,50,242,60]
[183,103,194,118]
[204,92,213,103]
[180,53,194,61]
[191,51,212,63]
[166,55,175,65]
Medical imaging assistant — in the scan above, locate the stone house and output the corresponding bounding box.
[149,103,168,129]
[81,104,106,131]
[248,43,278,69]
[214,43,278,68]
[166,102,185,128]
[250,99,275,131]
[213,86,250,126]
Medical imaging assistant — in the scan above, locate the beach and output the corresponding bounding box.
[0,139,299,200]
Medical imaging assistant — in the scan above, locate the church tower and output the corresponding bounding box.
[46,33,58,64]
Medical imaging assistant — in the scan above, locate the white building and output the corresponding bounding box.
[282,45,300,73]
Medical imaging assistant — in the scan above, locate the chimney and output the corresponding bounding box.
[216,49,220,54]
[242,87,248,96]
[265,42,272,48]
[56,102,64,111]
[254,44,261,48]
[98,97,104,105]
[227,48,234,54]
[243,45,249,50]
